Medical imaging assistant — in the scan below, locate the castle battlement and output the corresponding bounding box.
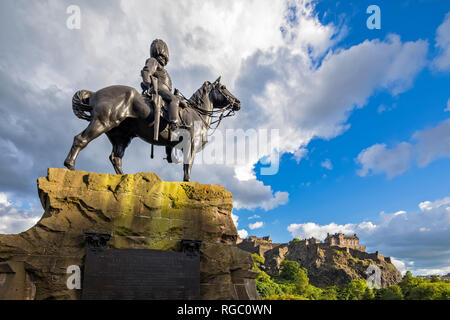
[324,233,366,252]
[239,233,368,257]
[237,235,284,257]
[237,233,397,264]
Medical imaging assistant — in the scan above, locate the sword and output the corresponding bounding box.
[151,76,162,141]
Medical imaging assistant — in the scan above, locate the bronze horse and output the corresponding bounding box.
[64,77,241,181]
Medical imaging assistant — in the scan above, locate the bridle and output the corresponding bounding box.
[180,82,239,134]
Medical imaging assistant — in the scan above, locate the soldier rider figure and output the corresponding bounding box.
[141,39,182,132]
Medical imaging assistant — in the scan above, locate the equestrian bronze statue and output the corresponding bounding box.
[64,39,241,182]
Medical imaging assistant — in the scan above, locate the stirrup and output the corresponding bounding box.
[169,121,179,132]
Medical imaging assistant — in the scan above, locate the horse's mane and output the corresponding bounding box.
[187,83,208,107]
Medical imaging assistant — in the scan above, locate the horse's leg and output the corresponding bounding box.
[183,152,194,182]
[183,163,190,182]
[64,119,110,170]
[107,133,132,175]
[182,128,197,182]
[109,146,124,175]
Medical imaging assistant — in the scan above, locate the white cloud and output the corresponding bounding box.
[414,119,450,167]
[287,221,372,240]
[231,213,239,228]
[248,214,260,220]
[287,196,450,276]
[356,142,413,178]
[0,193,11,207]
[238,229,248,239]
[391,257,407,275]
[408,266,450,277]
[0,193,40,234]
[233,213,249,238]
[418,197,450,212]
[249,221,264,230]
[356,118,450,178]
[432,12,450,71]
[231,179,289,211]
[292,148,308,164]
[321,158,333,170]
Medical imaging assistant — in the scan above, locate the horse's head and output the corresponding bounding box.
[208,77,241,111]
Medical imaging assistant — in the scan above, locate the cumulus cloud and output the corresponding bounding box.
[235,33,428,168]
[231,213,239,228]
[232,213,249,239]
[249,221,264,230]
[287,221,374,240]
[414,119,450,167]
[356,143,413,178]
[231,180,289,211]
[390,257,407,275]
[356,118,450,178]
[237,229,248,239]
[287,196,450,275]
[432,12,450,71]
[0,193,41,234]
[292,148,308,164]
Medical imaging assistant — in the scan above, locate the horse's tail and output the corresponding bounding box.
[72,90,93,121]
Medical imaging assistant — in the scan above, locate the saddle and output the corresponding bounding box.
[142,91,188,141]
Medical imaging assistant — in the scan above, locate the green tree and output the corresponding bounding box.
[279,260,301,281]
[408,282,450,300]
[307,285,323,300]
[320,286,339,300]
[362,288,375,300]
[376,285,404,300]
[251,253,265,270]
[278,282,297,295]
[255,270,283,298]
[343,279,368,300]
[293,267,310,295]
[431,276,440,283]
[399,271,424,299]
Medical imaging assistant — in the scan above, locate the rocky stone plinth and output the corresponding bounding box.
[0,168,259,300]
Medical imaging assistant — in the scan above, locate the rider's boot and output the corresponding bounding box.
[168,100,179,132]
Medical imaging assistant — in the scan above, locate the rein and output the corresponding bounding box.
[178,87,236,134]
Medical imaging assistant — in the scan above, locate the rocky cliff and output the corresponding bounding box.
[0,168,258,300]
[239,237,402,288]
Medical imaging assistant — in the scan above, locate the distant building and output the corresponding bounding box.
[324,233,366,252]
[237,235,282,256]
[237,233,400,265]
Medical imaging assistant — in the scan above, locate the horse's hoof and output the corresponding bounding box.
[64,161,75,171]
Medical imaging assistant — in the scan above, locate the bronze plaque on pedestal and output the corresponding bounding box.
[81,234,201,300]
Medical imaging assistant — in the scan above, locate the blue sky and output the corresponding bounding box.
[0,0,449,275]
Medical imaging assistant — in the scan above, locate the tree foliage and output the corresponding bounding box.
[256,265,450,300]
[376,285,404,300]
